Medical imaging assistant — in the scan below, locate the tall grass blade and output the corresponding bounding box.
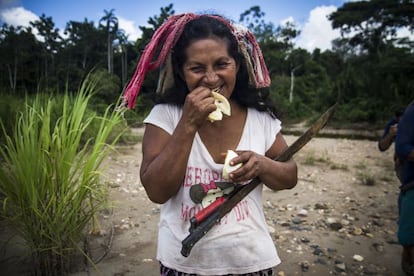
[0,72,126,275]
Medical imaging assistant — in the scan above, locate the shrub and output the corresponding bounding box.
[0,73,126,275]
[0,94,25,145]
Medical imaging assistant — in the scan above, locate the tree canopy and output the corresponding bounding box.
[329,0,414,54]
[0,1,413,125]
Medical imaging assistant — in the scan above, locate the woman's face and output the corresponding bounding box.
[182,37,239,99]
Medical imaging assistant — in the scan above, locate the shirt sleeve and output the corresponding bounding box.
[143,104,181,135]
[264,113,282,152]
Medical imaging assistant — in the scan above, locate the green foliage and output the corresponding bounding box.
[122,108,146,127]
[0,2,413,127]
[335,97,382,123]
[0,24,42,94]
[329,0,414,52]
[274,95,314,123]
[0,95,26,144]
[137,3,174,49]
[0,74,126,275]
[89,68,122,105]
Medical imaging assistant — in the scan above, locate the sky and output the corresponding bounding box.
[0,0,352,52]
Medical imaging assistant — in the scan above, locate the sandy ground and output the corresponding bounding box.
[1,128,405,275]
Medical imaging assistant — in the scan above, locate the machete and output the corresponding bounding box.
[181,103,337,257]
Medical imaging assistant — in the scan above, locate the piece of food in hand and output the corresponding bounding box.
[208,90,231,122]
[222,150,242,180]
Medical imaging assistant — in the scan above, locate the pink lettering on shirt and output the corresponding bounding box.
[181,203,203,222]
[234,199,250,222]
[180,199,250,223]
[183,166,221,187]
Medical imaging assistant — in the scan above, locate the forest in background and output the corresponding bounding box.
[1,0,413,128]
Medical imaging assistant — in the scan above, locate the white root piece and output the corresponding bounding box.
[222,150,242,180]
[208,89,231,122]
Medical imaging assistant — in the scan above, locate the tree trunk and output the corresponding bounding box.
[121,47,127,88]
[289,66,301,103]
[7,57,17,93]
[107,34,113,74]
[289,69,295,103]
[82,49,87,70]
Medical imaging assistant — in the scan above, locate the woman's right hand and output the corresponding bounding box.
[181,87,217,130]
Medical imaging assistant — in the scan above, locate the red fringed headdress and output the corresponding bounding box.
[121,13,270,109]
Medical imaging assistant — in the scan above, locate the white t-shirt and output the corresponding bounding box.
[144,104,282,275]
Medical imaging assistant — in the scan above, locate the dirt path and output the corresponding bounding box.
[74,131,403,276]
[1,130,404,275]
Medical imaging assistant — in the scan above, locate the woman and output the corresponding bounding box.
[122,13,298,275]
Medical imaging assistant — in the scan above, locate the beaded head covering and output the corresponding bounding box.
[121,13,270,109]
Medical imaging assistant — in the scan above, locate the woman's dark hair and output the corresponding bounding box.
[158,15,280,118]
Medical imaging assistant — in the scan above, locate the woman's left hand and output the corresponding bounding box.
[224,133,297,191]
[226,150,265,183]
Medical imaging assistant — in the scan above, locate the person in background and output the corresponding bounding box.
[395,103,414,275]
[121,13,298,275]
[378,109,404,180]
[378,109,404,151]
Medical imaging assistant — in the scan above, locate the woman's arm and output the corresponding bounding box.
[378,123,397,151]
[140,122,196,204]
[140,87,217,204]
[261,133,298,190]
[229,133,298,191]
